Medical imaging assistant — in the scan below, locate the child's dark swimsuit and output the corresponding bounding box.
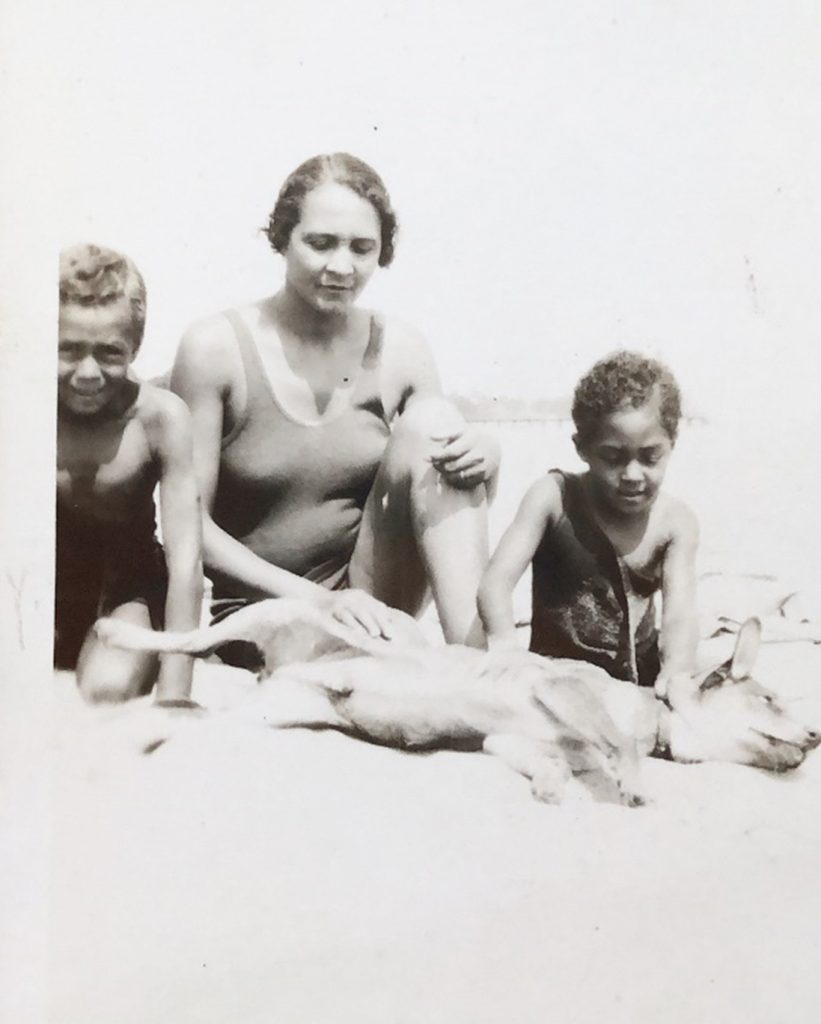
[54,500,167,669]
[529,471,661,687]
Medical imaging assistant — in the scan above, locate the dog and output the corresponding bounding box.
[96,600,821,806]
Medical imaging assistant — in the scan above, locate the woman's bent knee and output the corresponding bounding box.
[385,397,471,485]
[391,396,466,446]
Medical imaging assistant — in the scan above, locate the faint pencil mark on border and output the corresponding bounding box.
[5,569,27,650]
[744,255,763,315]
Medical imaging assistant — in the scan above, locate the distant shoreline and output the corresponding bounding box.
[450,395,706,424]
[147,375,707,424]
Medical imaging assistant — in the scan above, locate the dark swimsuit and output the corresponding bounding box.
[529,470,661,687]
[54,500,167,669]
[208,310,391,668]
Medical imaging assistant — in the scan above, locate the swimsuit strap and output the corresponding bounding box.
[224,308,386,429]
[219,309,269,447]
[361,314,384,370]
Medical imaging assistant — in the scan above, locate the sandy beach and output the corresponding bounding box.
[35,630,821,1024]
[2,420,819,1024]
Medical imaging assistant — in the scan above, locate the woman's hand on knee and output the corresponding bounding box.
[324,589,397,641]
[430,424,499,490]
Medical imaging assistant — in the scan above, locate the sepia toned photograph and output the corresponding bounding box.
[3,2,821,1021]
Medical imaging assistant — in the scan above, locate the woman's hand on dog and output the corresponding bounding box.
[324,588,398,641]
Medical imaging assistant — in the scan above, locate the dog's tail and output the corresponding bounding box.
[95,616,247,657]
[95,598,382,664]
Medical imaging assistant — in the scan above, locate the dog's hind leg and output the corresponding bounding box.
[483,734,571,803]
[227,677,350,732]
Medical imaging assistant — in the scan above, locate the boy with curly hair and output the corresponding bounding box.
[56,244,203,703]
[479,351,698,692]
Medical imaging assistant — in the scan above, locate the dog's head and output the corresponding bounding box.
[665,618,820,771]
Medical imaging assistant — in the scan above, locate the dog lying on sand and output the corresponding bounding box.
[96,600,820,806]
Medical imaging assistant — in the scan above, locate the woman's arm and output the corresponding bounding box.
[170,318,323,603]
[478,476,559,648]
[170,318,395,638]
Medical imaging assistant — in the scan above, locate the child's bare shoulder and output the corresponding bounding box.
[136,383,193,450]
[518,472,566,522]
[654,492,699,546]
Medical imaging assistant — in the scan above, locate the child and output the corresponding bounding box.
[478,351,698,691]
[56,244,203,703]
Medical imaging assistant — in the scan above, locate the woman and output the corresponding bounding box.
[171,153,498,652]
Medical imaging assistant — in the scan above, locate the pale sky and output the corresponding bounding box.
[8,0,821,408]
[2,0,821,659]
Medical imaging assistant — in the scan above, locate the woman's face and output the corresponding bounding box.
[284,181,382,313]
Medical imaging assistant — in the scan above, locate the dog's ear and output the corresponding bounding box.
[729,617,762,681]
[698,664,730,692]
[702,618,762,690]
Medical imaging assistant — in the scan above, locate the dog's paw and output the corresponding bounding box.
[530,760,570,804]
[619,788,647,808]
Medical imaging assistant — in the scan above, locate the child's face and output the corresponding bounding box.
[576,398,674,518]
[58,302,136,416]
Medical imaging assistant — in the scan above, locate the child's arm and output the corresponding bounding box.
[478,476,560,650]
[657,502,700,693]
[151,391,204,702]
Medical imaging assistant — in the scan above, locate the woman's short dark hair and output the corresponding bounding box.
[264,153,398,267]
[572,350,683,445]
